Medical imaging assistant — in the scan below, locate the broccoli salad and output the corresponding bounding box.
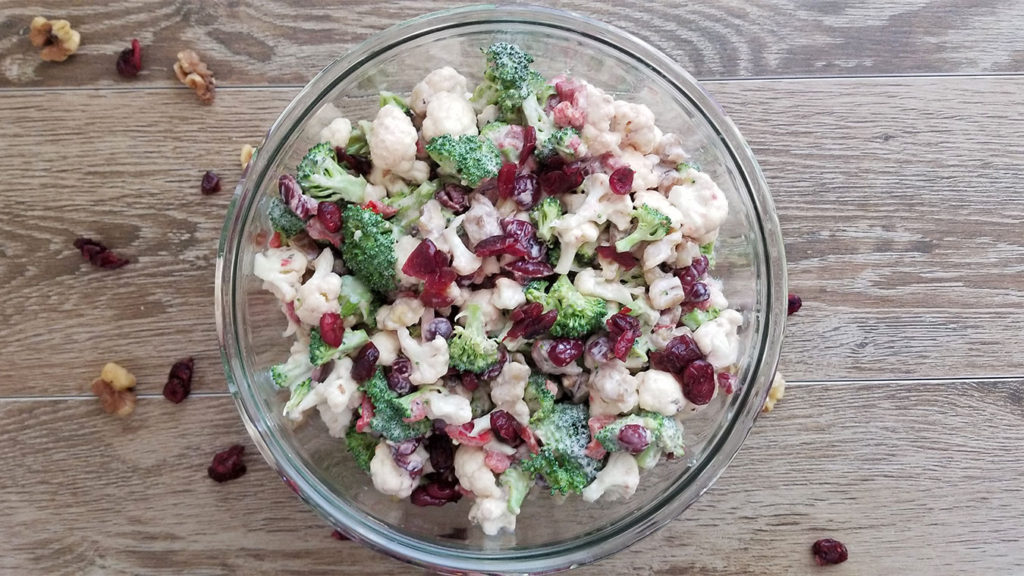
[254,42,742,536]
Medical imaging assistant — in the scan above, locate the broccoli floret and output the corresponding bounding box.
[595,411,685,459]
[521,448,589,495]
[268,197,307,238]
[270,351,313,389]
[614,204,672,252]
[345,428,378,473]
[378,91,410,114]
[470,386,494,419]
[345,120,372,156]
[296,142,368,204]
[338,275,378,328]
[425,134,502,187]
[681,307,720,331]
[448,303,501,374]
[384,179,439,233]
[535,126,583,162]
[471,42,549,118]
[523,402,601,494]
[500,465,533,514]
[546,243,561,267]
[676,161,701,173]
[341,204,397,295]
[525,373,556,424]
[282,378,313,418]
[309,326,371,366]
[361,367,432,442]
[575,241,598,267]
[699,241,716,268]
[530,196,562,245]
[525,275,606,339]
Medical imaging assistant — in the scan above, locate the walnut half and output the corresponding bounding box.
[29,16,81,62]
[91,362,137,416]
[173,50,216,104]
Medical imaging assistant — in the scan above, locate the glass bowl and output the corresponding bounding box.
[216,4,786,574]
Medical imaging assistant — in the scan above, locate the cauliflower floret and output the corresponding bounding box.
[459,289,503,333]
[668,168,729,244]
[642,230,684,271]
[463,194,503,247]
[396,328,450,386]
[294,249,342,326]
[580,82,620,156]
[421,387,473,425]
[551,216,599,274]
[492,278,526,310]
[254,247,308,303]
[633,190,684,229]
[368,104,429,182]
[649,324,692,351]
[588,361,638,415]
[619,148,659,192]
[418,199,450,252]
[673,239,702,268]
[364,182,387,203]
[572,174,634,230]
[582,452,639,503]
[490,361,531,425]
[612,100,660,155]
[370,330,401,366]
[421,91,479,142]
[468,494,517,536]
[647,273,686,310]
[375,297,425,331]
[655,132,689,165]
[476,104,500,129]
[314,357,365,436]
[706,277,729,310]
[410,66,469,117]
[318,117,352,148]
[454,445,502,498]
[574,268,633,306]
[637,369,686,416]
[693,309,743,369]
[394,235,422,288]
[444,215,483,276]
[370,442,418,499]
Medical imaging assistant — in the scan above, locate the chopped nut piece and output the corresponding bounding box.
[91,377,136,416]
[240,144,255,169]
[173,50,216,104]
[100,362,137,391]
[29,16,81,62]
[762,371,786,413]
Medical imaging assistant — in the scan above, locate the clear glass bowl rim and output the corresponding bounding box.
[216,4,787,574]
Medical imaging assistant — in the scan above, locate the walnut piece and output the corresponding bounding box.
[100,361,137,391]
[29,16,81,62]
[762,371,786,413]
[240,144,255,169]
[91,378,136,416]
[173,50,216,104]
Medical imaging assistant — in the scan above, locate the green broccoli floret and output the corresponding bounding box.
[378,91,410,113]
[525,373,556,424]
[341,204,397,295]
[595,411,685,460]
[614,204,672,252]
[535,126,583,162]
[699,241,716,268]
[676,161,701,173]
[282,378,313,418]
[521,448,589,495]
[471,42,548,118]
[268,197,307,238]
[525,275,606,339]
[448,303,501,374]
[309,326,370,366]
[425,134,502,187]
[345,428,378,473]
[338,275,378,328]
[530,196,562,245]
[345,120,372,156]
[296,142,368,203]
[546,243,561,267]
[470,386,494,419]
[384,179,439,233]
[361,367,432,442]
[523,402,601,494]
[270,350,313,389]
[480,121,524,163]
[681,307,720,331]
[575,241,598,267]
[500,465,533,514]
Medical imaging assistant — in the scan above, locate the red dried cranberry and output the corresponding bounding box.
[425,433,456,472]
[420,267,458,308]
[502,219,534,241]
[512,173,541,210]
[162,357,195,404]
[474,234,516,257]
[279,174,318,219]
[500,219,545,260]
[650,335,703,374]
[311,360,334,383]
[208,444,247,483]
[595,245,639,269]
[460,372,479,391]
[200,170,221,195]
[391,439,424,476]
[403,239,442,279]
[318,313,345,348]
[116,38,142,77]
[497,163,517,199]
[424,317,453,341]
[617,424,651,454]
[586,335,616,363]
[386,356,414,395]
[411,482,462,507]
[506,302,557,340]
[681,359,715,405]
[355,395,374,432]
[316,201,342,233]
[812,538,848,565]
[506,259,555,284]
[330,529,349,541]
[605,312,641,361]
[73,237,130,269]
[788,293,803,316]
[547,339,584,367]
[333,146,372,176]
[478,346,508,380]
[350,342,379,382]
[520,125,537,164]
[539,170,572,195]
[490,409,523,447]
[685,281,710,303]
[608,166,634,195]
[689,255,709,277]
[436,183,471,214]
[717,372,737,394]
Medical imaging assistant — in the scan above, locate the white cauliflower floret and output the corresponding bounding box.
[588,361,639,415]
[421,91,479,141]
[490,361,531,425]
[363,182,387,203]
[463,194,503,247]
[634,190,684,229]
[619,148,659,193]
[418,199,450,252]
[668,168,729,244]
[492,278,526,310]
[421,387,473,425]
[370,442,417,499]
[476,104,499,129]
[468,494,517,536]
[647,271,686,310]
[318,117,352,148]
[649,324,692,350]
[706,277,729,310]
[369,163,424,195]
[642,231,684,271]
[637,369,685,416]
[572,174,634,230]
[394,235,422,288]
[410,66,469,117]
[454,445,501,498]
[655,132,689,164]
[694,309,743,369]
[315,357,364,436]
[580,82,620,155]
[444,215,483,275]
[376,297,425,331]
[396,328,450,386]
[673,239,702,268]
[294,249,342,326]
[368,104,429,182]
[552,216,599,274]
[254,247,307,303]
[582,452,639,503]
[370,330,400,366]
[612,100,660,155]
[575,268,633,306]
[459,289,503,334]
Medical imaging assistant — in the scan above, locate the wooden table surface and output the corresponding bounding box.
[2,1,1023,574]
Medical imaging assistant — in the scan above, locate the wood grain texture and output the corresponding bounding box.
[3,1,1024,89]
[1,380,1021,574]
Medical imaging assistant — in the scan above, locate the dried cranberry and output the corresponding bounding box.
[387,356,414,395]
[423,317,453,341]
[350,342,379,382]
[436,183,471,214]
[586,335,616,363]
[506,259,555,283]
[334,146,372,176]
[497,163,517,199]
[330,529,349,541]
[402,239,443,279]
[539,170,572,195]
[73,237,129,269]
[420,267,458,308]
[162,357,195,404]
[617,424,651,454]
[208,444,247,483]
[689,255,710,277]
[411,482,462,507]
[116,38,142,77]
[788,293,803,316]
[512,173,541,210]
[460,372,479,391]
[425,433,456,472]
[316,202,342,233]
[319,313,345,348]
[717,372,737,394]
[681,359,715,405]
[812,538,848,565]
[595,245,639,269]
[473,234,517,257]
[391,439,424,477]
[311,360,334,383]
[608,166,634,195]
[520,125,537,164]
[501,219,545,261]
[502,219,534,242]
[200,170,221,195]
[279,174,317,219]
[506,302,557,340]
[547,339,584,367]
[685,281,710,303]
[490,410,523,447]
[478,346,508,380]
[650,334,704,374]
[605,312,641,361]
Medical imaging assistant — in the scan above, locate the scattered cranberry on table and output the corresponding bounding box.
[200,170,221,195]
[208,444,247,483]
[812,538,848,565]
[788,293,803,316]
